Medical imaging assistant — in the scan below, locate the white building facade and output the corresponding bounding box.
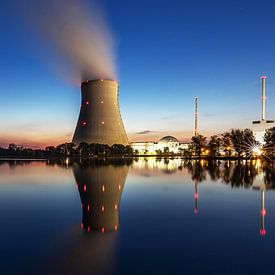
[131,136,189,154]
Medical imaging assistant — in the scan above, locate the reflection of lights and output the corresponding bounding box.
[87,226,90,232]
[194,193,199,199]
[256,159,261,166]
[194,209,198,214]
[102,227,105,233]
[84,184,87,192]
[81,223,84,229]
[252,146,262,155]
[260,229,266,236]
[260,190,266,237]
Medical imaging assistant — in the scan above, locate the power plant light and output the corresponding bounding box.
[252,146,261,155]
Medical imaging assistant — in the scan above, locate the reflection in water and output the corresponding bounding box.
[48,159,131,274]
[132,158,275,236]
[2,158,275,273]
[73,159,129,233]
[194,178,198,215]
[260,190,266,236]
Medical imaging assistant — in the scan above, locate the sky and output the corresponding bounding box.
[0,0,275,148]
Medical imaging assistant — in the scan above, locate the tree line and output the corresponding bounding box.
[0,142,133,158]
[185,127,275,159]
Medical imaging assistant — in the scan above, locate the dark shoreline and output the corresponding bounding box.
[0,155,266,161]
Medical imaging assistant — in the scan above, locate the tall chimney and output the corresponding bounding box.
[261,76,267,121]
[195,97,198,137]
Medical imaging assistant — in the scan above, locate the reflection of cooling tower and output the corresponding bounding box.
[73,163,129,232]
[72,80,129,146]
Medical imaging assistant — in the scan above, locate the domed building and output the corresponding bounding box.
[157,136,180,153]
[131,136,188,154]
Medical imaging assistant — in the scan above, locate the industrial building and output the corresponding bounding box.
[252,76,275,144]
[72,79,129,146]
[131,136,189,154]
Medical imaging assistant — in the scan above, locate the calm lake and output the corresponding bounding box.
[1,158,275,274]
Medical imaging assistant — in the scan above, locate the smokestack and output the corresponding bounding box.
[72,80,129,146]
[261,76,267,121]
[195,97,198,137]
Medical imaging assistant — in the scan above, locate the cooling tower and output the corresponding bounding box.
[72,80,129,146]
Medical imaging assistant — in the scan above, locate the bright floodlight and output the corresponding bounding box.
[252,146,262,155]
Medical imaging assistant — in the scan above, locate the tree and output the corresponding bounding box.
[264,127,275,147]
[263,127,275,158]
[56,143,76,155]
[8,143,17,151]
[66,143,77,155]
[208,135,222,157]
[78,142,90,156]
[230,128,256,158]
[221,132,233,156]
[230,129,244,158]
[190,134,207,158]
[125,145,133,155]
[45,146,56,156]
[110,144,126,155]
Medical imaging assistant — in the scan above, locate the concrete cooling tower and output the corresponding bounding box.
[72,80,129,146]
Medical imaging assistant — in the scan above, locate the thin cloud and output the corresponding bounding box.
[203,113,215,117]
[136,130,153,135]
[161,115,176,120]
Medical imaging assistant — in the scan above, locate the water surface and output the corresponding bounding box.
[1,158,275,274]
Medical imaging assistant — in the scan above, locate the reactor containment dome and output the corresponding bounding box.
[72,80,129,146]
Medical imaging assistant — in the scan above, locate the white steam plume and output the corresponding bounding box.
[20,0,117,83]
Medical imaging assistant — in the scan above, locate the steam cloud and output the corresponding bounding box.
[20,0,116,83]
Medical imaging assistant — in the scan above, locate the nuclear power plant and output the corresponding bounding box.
[252,76,275,144]
[72,79,129,146]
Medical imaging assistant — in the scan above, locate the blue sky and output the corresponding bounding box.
[0,0,275,147]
